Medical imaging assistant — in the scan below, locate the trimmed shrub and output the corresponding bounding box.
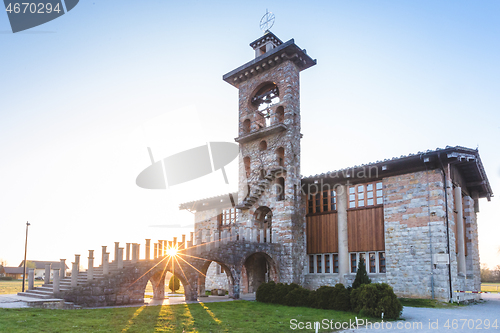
[352,256,371,289]
[351,283,402,319]
[315,286,335,309]
[168,275,180,292]
[256,281,276,303]
[0,276,13,281]
[331,283,351,311]
[283,286,311,307]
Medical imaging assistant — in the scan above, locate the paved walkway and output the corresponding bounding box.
[341,294,500,333]
[0,293,256,309]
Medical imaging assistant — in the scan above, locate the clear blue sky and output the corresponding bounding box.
[1,1,499,269]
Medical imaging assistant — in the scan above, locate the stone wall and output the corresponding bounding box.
[204,261,229,291]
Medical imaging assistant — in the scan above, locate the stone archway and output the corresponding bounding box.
[242,252,279,293]
[199,260,234,297]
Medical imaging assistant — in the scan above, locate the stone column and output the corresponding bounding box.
[131,244,137,263]
[239,226,244,240]
[28,268,34,290]
[71,262,78,288]
[53,268,60,293]
[252,229,258,243]
[114,242,120,262]
[455,187,466,276]
[215,232,220,248]
[266,228,271,243]
[117,248,124,269]
[173,237,177,248]
[88,250,94,281]
[44,264,51,285]
[337,185,349,284]
[154,243,158,259]
[126,243,131,261]
[259,229,264,243]
[59,259,66,280]
[181,234,186,249]
[190,232,194,245]
[103,253,109,275]
[136,243,140,261]
[101,246,107,266]
[145,239,151,260]
[272,230,277,243]
[73,255,80,274]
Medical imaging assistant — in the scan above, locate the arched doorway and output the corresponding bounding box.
[242,252,279,293]
[199,260,234,297]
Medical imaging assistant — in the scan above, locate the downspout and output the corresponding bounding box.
[438,153,453,302]
[422,156,435,299]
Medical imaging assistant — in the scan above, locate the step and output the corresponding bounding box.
[18,291,54,299]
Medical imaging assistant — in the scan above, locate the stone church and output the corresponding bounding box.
[179,31,492,302]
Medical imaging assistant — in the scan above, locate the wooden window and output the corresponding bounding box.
[309,255,314,274]
[333,254,339,273]
[351,253,357,273]
[307,189,336,214]
[369,252,376,273]
[220,208,236,226]
[325,254,330,273]
[316,255,322,273]
[349,181,383,209]
[379,252,386,273]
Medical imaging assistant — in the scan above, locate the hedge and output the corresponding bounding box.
[256,281,402,319]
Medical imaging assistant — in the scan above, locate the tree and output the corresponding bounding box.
[352,256,371,289]
[169,275,180,293]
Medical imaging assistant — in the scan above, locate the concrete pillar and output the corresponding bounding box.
[59,259,66,280]
[455,187,466,276]
[145,239,151,260]
[114,242,119,262]
[101,246,107,266]
[53,268,60,293]
[131,244,138,263]
[74,254,80,273]
[154,243,158,259]
[88,250,94,281]
[126,243,131,261]
[259,229,264,243]
[117,248,124,269]
[337,185,349,284]
[71,262,78,288]
[103,253,110,275]
[44,264,51,285]
[28,268,34,290]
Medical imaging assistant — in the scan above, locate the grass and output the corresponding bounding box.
[0,300,367,332]
[481,283,500,293]
[399,298,464,308]
[0,280,44,295]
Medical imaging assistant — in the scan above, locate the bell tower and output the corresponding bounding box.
[223,30,316,284]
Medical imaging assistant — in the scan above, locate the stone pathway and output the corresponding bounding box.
[341,294,500,333]
[0,292,256,309]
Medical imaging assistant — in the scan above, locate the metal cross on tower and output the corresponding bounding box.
[259,9,275,32]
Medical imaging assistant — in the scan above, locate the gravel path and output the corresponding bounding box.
[341,294,500,332]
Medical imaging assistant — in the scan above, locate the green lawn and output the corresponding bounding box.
[0,280,44,295]
[481,283,500,293]
[0,301,367,332]
[398,298,463,308]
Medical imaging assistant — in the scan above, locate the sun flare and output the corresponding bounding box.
[166,246,178,257]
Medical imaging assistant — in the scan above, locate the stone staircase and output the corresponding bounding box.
[236,167,285,210]
[17,263,121,299]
